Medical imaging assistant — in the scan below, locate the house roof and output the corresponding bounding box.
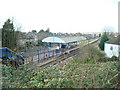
[106,35,120,45]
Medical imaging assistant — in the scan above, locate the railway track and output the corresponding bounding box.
[27,38,99,69]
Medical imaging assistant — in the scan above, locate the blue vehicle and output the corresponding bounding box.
[0,47,24,66]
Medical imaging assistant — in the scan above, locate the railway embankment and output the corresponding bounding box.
[2,37,119,88]
[27,38,99,69]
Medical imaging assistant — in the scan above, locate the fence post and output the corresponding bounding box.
[38,50,39,63]
[31,48,33,62]
[48,50,50,58]
[32,55,33,62]
[53,50,54,57]
[49,50,51,57]
[44,51,45,59]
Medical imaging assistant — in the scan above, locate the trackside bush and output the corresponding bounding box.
[98,56,118,62]
[98,57,110,62]
[110,56,118,61]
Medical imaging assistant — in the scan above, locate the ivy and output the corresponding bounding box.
[2,45,119,88]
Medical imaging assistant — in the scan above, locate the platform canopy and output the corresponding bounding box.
[42,37,66,43]
[41,36,84,44]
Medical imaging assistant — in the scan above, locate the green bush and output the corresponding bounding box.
[110,56,118,61]
[98,57,110,62]
[84,61,96,64]
[98,56,118,62]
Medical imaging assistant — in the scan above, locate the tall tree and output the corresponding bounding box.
[38,29,44,33]
[102,26,115,38]
[2,19,18,50]
[99,32,109,50]
[32,30,37,33]
[45,28,50,33]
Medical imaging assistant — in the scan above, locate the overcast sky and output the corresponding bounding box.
[0,0,119,33]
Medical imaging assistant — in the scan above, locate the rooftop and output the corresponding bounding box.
[106,35,120,45]
[42,36,86,43]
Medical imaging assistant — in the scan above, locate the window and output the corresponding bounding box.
[110,46,113,50]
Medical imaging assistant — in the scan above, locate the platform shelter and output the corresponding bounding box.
[42,37,79,49]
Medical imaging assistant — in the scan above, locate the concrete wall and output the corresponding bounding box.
[104,43,119,58]
[0,41,1,48]
[0,29,1,48]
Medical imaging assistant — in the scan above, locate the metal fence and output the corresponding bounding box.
[18,45,78,65]
[21,48,62,64]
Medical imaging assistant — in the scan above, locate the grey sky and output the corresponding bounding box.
[0,0,119,33]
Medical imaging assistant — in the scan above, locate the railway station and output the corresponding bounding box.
[0,37,98,67]
[42,36,84,52]
[0,36,88,66]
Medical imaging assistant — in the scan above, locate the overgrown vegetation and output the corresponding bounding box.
[2,44,119,88]
[37,38,48,47]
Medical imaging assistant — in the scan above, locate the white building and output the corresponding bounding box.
[104,35,120,58]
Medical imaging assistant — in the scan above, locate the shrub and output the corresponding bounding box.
[98,57,110,62]
[99,32,109,50]
[110,56,118,61]
[98,56,118,62]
